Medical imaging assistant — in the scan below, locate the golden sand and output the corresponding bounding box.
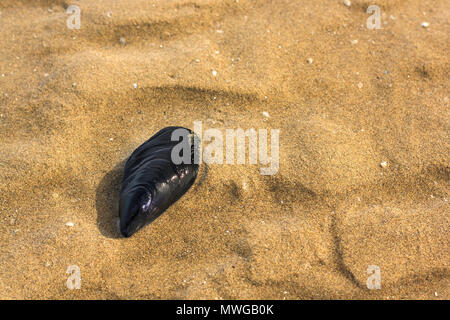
[0,0,448,299]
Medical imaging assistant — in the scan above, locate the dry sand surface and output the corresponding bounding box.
[0,0,449,299]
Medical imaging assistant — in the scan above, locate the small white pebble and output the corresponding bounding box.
[351,39,358,45]
[44,73,49,77]
[109,137,114,141]
[66,222,74,227]
[421,22,430,28]
[380,161,388,168]
[119,37,126,45]
[215,50,220,54]
[307,57,313,64]
[344,0,351,7]
[107,11,112,18]
[133,83,138,88]
[216,29,223,34]
[430,194,434,198]
[434,292,438,297]
[212,70,217,76]
[262,111,270,118]
[357,82,363,89]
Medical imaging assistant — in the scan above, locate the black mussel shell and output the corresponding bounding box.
[119,126,199,237]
